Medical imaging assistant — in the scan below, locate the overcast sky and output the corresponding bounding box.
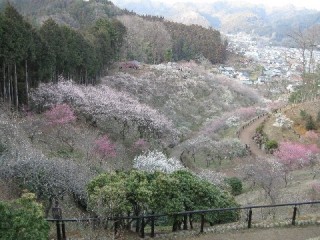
[111,0,320,11]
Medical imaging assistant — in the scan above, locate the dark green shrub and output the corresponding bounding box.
[256,124,264,134]
[300,109,308,120]
[317,111,320,123]
[306,115,316,130]
[265,140,278,152]
[225,177,243,196]
[0,143,6,155]
[0,192,49,240]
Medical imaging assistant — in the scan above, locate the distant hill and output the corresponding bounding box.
[0,0,125,28]
[112,0,320,44]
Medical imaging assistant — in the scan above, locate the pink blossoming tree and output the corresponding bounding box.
[43,104,77,153]
[274,141,320,185]
[44,104,76,126]
[94,135,117,165]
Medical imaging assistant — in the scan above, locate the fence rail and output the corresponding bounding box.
[47,200,320,239]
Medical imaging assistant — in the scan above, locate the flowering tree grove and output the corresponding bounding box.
[133,150,185,173]
[44,104,76,126]
[274,141,320,185]
[274,141,320,167]
[31,81,178,146]
[241,157,285,204]
[43,103,77,153]
[93,135,117,166]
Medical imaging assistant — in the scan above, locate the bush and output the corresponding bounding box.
[225,177,243,196]
[256,124,264,134]
[265,140,278,153]
[0,192,49,240]
[0,143,6,155]
[300,109,308,120]
[306,115,316,131]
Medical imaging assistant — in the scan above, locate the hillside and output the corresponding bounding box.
[0,0,125,27]
[113,0,320,45]
[1,1,320,239]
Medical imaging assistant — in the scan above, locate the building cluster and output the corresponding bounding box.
[220,32,320,88]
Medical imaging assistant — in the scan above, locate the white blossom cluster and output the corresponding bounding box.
[273,113,293,128]
[226,115,240,127]
[31,80,177,139]
[133,150,185,173]
[0,111,92,204]
[196,169,226,187]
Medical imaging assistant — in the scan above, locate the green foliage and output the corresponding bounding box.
[265,139,278,152]
[0,192,49,240]
[225,177,243,196]
[164,49,173,62]
[317,110,320,123]
[163,21,226,63]
[300,109,308,120]
[256,124,264,134]
[87,170,239,225]
[89,18,126,66]
[0,142,6,155]
[289,89,303,103]
[0,3,126,106]
[306,115,316,131]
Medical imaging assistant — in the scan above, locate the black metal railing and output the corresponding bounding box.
[47,201,320,239]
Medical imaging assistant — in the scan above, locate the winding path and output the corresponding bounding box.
[239,115,269,157]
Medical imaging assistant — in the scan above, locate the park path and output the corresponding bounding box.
[239,115,269,158]
[177,225,320,240]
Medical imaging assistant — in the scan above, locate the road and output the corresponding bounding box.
[239,115,269,158]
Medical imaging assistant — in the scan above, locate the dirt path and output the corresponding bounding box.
[239,115,269,158]
[176,225,320,240]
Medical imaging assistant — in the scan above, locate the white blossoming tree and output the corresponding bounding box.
[30,80,179,146]
[133,150,185,173]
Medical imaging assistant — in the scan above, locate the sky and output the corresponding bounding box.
[111,0,320,11]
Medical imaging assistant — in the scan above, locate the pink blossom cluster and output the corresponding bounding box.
[94,135,117,159]
[31,81,177,139]
[274,141,320,167]
[44,104,76,125]
[132,138,149,152]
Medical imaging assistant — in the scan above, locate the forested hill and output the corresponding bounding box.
[0,0,125,28]
[0,0,227,108]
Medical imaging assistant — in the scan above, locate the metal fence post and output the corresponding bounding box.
[140,216,145,238]
[150,214,155,238]
[248,208,252,229]
[200,214,205,233]
[61,221,66,240]
[56,221,62,240]
[292,205,298,225]
[114,219,118,237]
[52,200,63,240]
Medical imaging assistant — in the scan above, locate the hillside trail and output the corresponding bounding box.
[239,115,269,158]
[175,225,320,240]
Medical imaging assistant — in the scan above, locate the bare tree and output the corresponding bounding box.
[241,157,285,205]
[288,25,320,75]
[288,28,308,74]
[117,15,172,63]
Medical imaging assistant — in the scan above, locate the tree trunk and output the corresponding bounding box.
[14,63,18,109]
[85,68,88,86]
[8,65,12,108]
[25,60,29,106]
[308,46,315,73]
[2,62,6,101]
